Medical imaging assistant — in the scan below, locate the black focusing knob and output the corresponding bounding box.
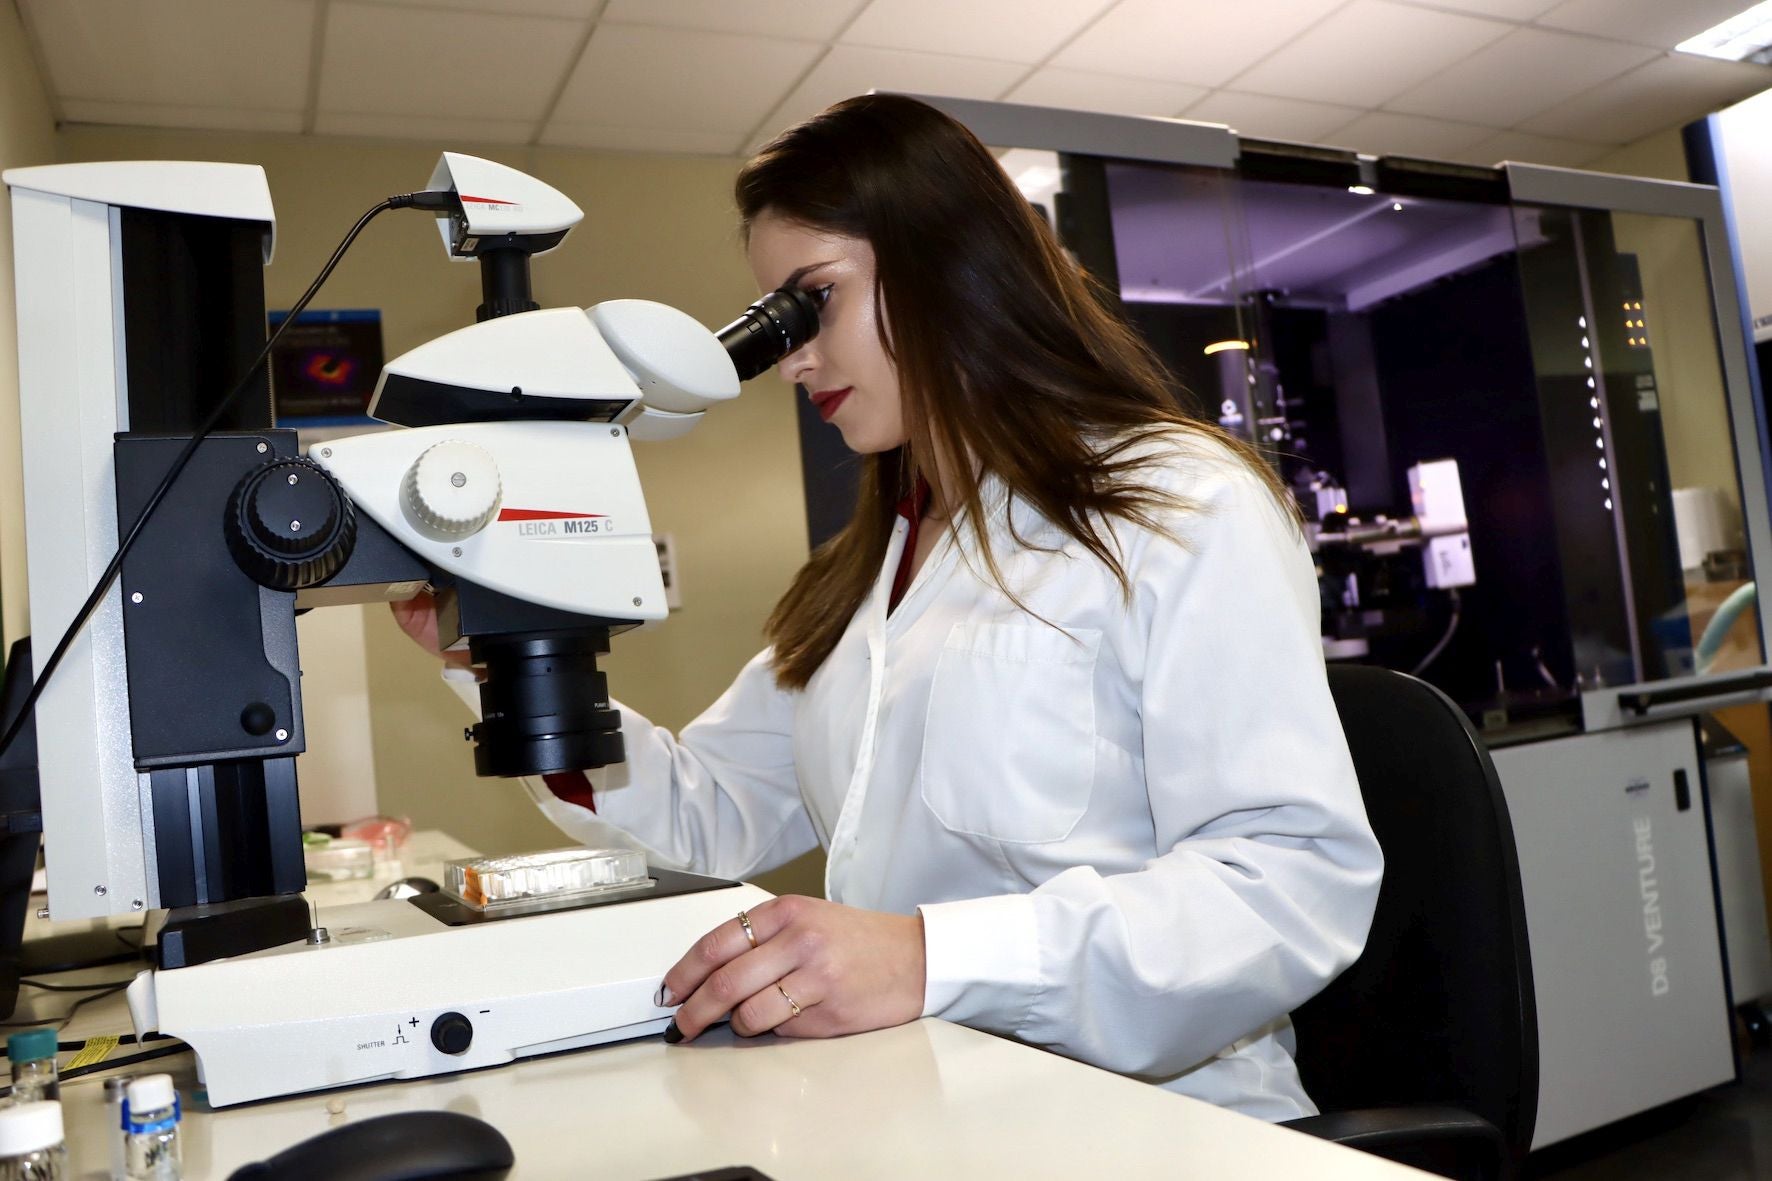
[225,456,357,590]
[431,1012,473,1056]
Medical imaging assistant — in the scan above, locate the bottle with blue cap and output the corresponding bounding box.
[0,1100,68,1179]
[6,1030,57,1105]
[121,1074,181,1181]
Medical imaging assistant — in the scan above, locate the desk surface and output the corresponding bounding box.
[20,834,1432,1180]
[43,1016,1431,1181]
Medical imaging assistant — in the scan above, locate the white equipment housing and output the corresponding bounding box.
[428,152,583,255]
[315,422,668,622]
[126,882,770,1107]
[5,153,771,1108]
[3,161,276,919]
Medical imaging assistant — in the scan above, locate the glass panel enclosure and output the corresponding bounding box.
[1088,156,1765,741]
[1512,206,1761,689]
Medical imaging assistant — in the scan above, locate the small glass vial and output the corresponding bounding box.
[0,1101,68,1180]
[5,1031,57,1105]
[122,1075,181,1181]
[102,1076,135,1181]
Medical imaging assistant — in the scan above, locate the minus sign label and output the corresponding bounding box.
[479,1009,490,1014]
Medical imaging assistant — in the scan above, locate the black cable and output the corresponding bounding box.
[56,1032,175,1051]
[0,981,129,1030]
[61,1040,188,1084]
[0,190,456,765]
[0,1040,191,1100]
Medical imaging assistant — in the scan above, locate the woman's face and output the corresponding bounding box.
[746,211,906,455]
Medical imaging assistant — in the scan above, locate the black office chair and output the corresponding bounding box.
[1282,664,1538,1181]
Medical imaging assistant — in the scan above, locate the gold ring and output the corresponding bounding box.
[776,982,802,1018]
[737,909,758,949]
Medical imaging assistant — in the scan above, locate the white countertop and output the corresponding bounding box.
[42,1017,1432,1180]
[17,833,1433,1179]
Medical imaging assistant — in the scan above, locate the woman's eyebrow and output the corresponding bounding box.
[782,261,836,287]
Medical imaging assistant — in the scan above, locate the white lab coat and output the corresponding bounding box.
[454,431,1382,1120]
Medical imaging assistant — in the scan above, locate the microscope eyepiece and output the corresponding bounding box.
[716,285,822,381]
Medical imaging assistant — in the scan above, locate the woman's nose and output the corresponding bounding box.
[778,341,816,385]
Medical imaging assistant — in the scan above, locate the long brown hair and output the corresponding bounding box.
[739,95,1291,690]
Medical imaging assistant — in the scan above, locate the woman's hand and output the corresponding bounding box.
[389,590,476,673]
[661,895,926,1042]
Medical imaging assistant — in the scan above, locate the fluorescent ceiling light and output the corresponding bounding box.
[1677,1,1772,63]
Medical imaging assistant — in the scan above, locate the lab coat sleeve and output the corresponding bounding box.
[445,648,817,881]
[917,461,1384,1080]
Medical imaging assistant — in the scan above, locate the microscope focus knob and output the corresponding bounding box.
[225,455,357,591]
[403,441,502,541]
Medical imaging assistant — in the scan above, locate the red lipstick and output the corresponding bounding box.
[810,387,852,423]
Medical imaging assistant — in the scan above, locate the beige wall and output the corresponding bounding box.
[53,126,825,893]
[0,0,56,650]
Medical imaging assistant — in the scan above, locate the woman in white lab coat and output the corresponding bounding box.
[403,94,1382,1121]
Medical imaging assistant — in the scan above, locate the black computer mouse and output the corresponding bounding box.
[227,1110,514,1181]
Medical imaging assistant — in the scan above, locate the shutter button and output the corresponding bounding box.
[430,1012,473,1055]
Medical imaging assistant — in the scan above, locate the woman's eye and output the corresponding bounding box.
[805,284,834,311]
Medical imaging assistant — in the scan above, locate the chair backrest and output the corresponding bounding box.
[1292,664,1539,1158]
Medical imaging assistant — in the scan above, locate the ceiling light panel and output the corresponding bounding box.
[1386,27,1657,128]
[1005,69,1207,117]
[841,0,1116,64]
[1538,0,1760,51]
[1052,0,1345,89]
[25,0,315,111]
[1232,1,1514,108]
[319,2,584,120]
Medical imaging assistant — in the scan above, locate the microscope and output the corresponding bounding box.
[2,153,816,1105]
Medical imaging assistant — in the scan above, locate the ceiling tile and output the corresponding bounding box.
[59,99,304,134]
[1386,27,1657,128]
[1518,54,1772,143]
[319,2,584,120]
[1004,69,1206,117]
[1457,129,1610,167]
[842,0,1115,65]
[1052,0,1345,88]
[749,45,1029,147]
[540,123,745,154]
[1324,110,1497,157]
[315,111,537,144]
[1181,90,1366,141]
[1385,0,1559,17]
[553,25,818,136]
[1537,0,1758,51]
[25,0,314,110]
[1233,1,1515,107]
[353,0,603,16]
[601,0,869,41]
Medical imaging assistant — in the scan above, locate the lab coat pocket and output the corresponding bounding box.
[920,622,1101,844]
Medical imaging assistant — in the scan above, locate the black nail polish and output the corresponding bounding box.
[663,1019,684,1044]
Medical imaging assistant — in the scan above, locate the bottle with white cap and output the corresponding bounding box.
[0,1100,68,1179]
[121,1075,181,1180]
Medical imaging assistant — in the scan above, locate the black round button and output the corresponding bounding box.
[239,702,276,736]
[431,1012,473,1056]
